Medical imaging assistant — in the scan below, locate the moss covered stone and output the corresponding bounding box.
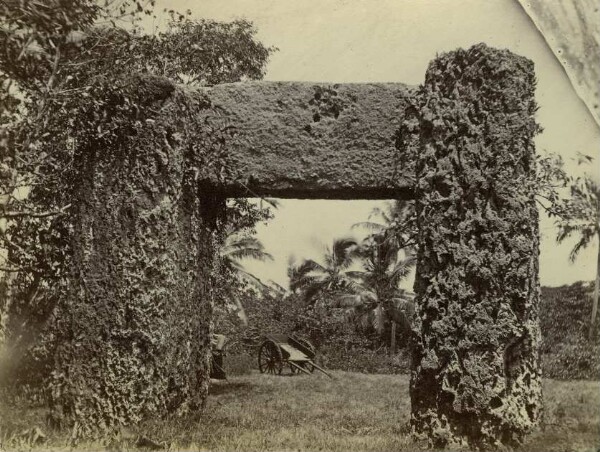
[49,76,418,432]
[50,75,222,433]
[409,44,542,448]
[52,45,544,446]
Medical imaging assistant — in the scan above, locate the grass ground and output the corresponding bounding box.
[1,371,599,452]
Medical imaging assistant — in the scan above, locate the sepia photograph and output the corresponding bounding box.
[0,0,599,451]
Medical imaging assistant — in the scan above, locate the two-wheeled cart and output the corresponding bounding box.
[257,334,332,378]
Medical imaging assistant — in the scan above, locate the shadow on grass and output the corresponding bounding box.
[208,380,253,395]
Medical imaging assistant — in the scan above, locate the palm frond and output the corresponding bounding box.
[334,291,377,308]
[341,276,368,294]
[288,259,327,293]
[331,238,359,270]
[568,230,595,262]
[304,279,330,303]
[290,259,327,277]
[221,233,273,266]
[345,270,367,281]
[332,237,358,259]
[226,247,273,262]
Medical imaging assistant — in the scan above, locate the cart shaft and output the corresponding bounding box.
[307,361,333,379]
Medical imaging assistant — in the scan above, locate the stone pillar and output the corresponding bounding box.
[49,75,219,434]
[410,44,542,449]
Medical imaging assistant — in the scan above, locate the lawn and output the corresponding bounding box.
[1,371,599,451]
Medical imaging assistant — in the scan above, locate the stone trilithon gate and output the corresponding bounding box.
[54,44,541,448]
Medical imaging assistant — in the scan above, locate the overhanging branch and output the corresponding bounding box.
[1,203,71,219]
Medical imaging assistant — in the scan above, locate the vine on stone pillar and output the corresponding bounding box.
[49,75,223,435]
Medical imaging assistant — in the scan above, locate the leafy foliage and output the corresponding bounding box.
[536,155,599,339]
[142,19,274,86]
[0,0,276,434]
[553,173,599,339]
[288,238,362,303]
[540,282,600,379]
[554,175,599,262]
[0,2,276,272]
[284,201,417,353]
[221,230,273,271]
[351,201,416,344]
[216,221,275,326]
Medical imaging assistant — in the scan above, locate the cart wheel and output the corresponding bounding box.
[258,340,283,375]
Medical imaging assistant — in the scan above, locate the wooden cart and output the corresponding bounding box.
[257,334,332,378]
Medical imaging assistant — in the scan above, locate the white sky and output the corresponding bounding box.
[151,0,599,289]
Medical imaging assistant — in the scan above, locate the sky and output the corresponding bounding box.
[150,0,599,289]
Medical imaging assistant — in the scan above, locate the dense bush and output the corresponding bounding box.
[318,340,411,374]
[217,281,599,380]
[540,282,599,380]
[214,288,413,375]
[222,352,256,376]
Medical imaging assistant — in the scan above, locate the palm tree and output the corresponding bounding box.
[219,228,273,325]
[221,232,273,272]
[287,203,417,349]
[350,200,417,351]
[288,238,362,305]
[353,200,417,252]
[346,233,416,351]
[336,287,415,347]
[554,176,599,339]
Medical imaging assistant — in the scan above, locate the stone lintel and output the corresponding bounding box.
[199,81,416,200]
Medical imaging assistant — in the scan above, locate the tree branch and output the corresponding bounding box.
[0,266,26,273]
[1,203,71,219]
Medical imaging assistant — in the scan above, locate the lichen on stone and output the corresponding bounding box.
[200,81,417,199]
[407,43,542,449]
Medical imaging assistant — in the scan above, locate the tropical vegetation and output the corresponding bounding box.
[554,174,599,339]
[286,201,417,352]
[0,0,276,396]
